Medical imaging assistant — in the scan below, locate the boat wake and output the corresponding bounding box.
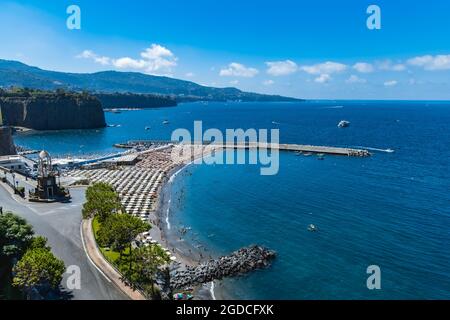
[323,105,344,109]
[353,146,395,153]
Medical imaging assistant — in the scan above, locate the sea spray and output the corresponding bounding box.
[352,146,395,153]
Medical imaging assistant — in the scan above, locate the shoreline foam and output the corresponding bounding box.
[151,162,218,300]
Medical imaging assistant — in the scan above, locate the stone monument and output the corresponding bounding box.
[29,150,71,202]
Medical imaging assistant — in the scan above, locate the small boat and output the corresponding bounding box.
[105,108,121,114]
[308,224,318,232]
[173,293,193,300]
[145,126,151,130]
[317,153,325,160]
[303,152,313,157]
[338,120,350,128]
[163,120,170,125]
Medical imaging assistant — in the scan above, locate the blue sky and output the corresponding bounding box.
[1,0,450,99]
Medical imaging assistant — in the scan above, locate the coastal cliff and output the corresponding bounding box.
[95,93,177,109]
[0,126,16,156]
[0,90,106,130]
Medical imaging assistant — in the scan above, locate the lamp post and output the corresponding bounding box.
[11,171,16,192]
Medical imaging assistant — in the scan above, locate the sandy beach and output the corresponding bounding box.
[151,162,222,300]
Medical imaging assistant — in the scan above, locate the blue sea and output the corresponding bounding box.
[14,101,450,299]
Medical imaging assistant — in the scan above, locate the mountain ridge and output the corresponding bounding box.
[0,59,301,102]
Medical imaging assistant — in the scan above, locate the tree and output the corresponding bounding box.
[0,212,34,260]
[97,214,149,260]
[29,236,51,251]
[82,182,122,222]
[12,248,65,299]
[124,244,170,296]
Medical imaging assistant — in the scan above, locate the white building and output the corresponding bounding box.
[0,155,30,174]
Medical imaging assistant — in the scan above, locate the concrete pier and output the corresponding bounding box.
[115,140,371,157]
[217,142,371,157]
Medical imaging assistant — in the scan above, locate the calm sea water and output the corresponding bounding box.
[15,101,450,299]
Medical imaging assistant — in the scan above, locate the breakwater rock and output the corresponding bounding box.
[170,245,276,289]
[0,90,106,130]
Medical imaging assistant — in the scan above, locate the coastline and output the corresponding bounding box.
[150,161,227,300]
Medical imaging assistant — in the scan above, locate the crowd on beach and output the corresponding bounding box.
[69,147,179,217]
[68,147,183,264]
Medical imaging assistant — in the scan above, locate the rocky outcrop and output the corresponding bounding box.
[0,126,16,156]
[170,245,276,290]
[0,92,106,130]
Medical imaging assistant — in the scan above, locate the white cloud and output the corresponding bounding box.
[229,80,239,85]
[353,62,374,73]
[265,60,298,76]
[140,45,174,60]
[392,64,406,71]
[314,74,331,83]
[301,61,347,75]
[77,50,111,65]
[407,54,450,71]
[377,60,406,72]
[113,57,147,69]
[384,80,398,87]
[346,75,367,84]
[219,62,259,77]
[77,44,177,75]
[263,80,274,86]
[302,61,345,85]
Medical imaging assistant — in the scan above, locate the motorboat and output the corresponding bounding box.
[338,120,350,128]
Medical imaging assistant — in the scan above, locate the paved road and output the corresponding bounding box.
[0,183,128,300]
